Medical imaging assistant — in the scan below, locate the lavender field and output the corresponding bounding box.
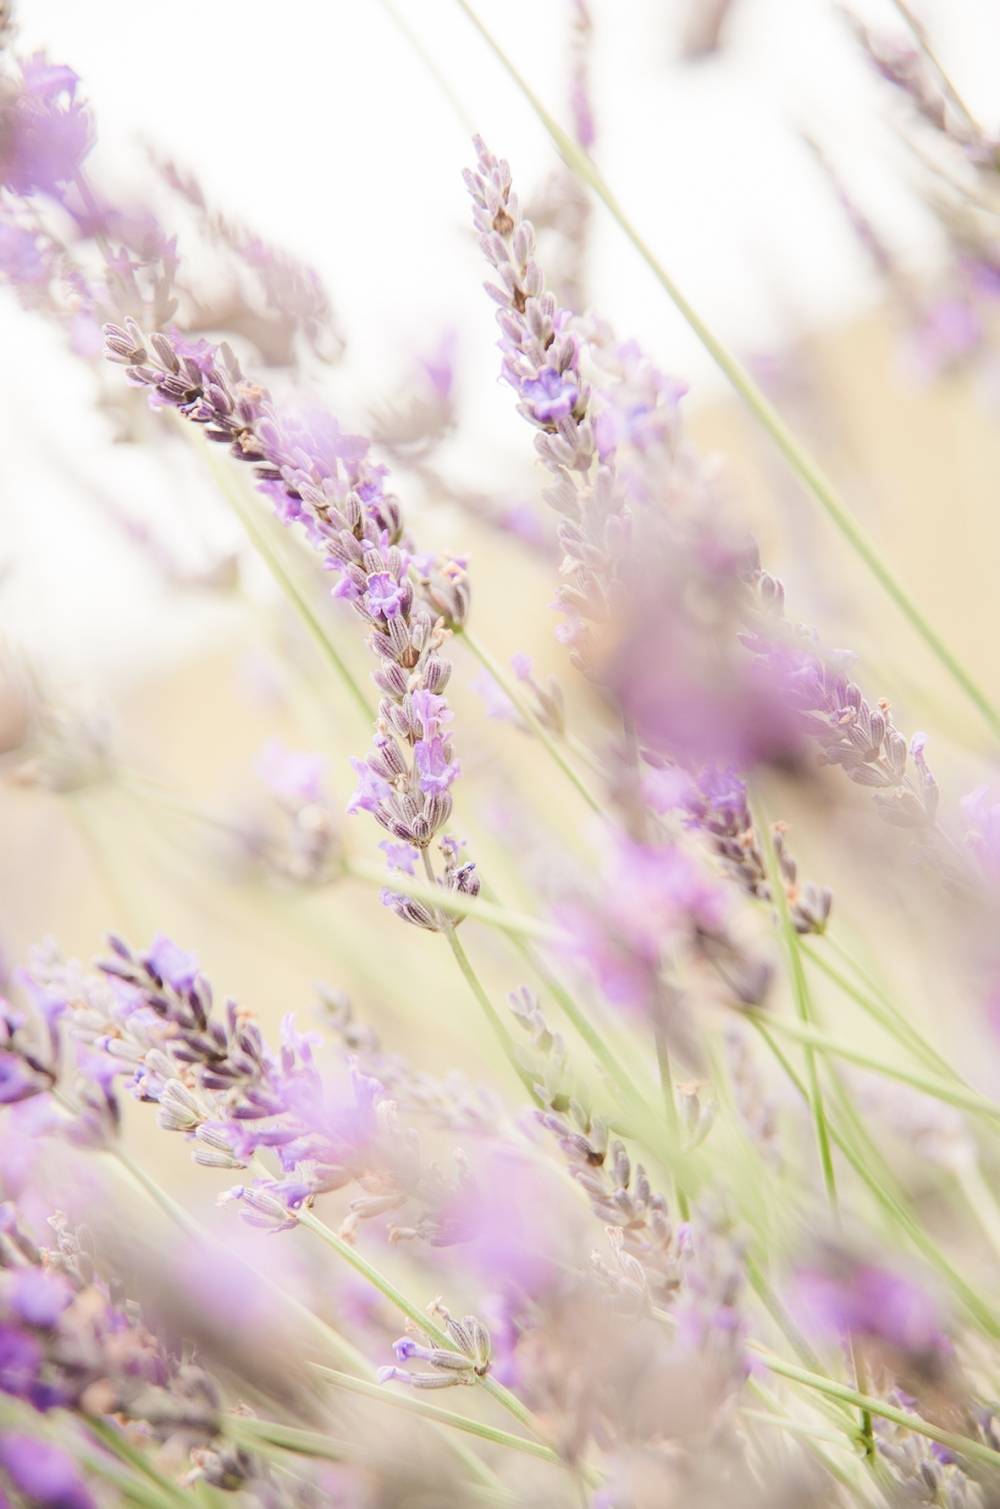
[2,2,1000,1505]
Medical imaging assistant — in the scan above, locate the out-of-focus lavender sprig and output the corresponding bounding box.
[0,1201,233,1463]
[524,0,595,315]
[662,764,833,937]
[0,52,93,200]
[467,136,952,875]
[23,936,492,1246]
[152,150,345,368]
[847,10,995,165]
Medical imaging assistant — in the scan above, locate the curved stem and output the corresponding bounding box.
[86,1417,189,1509]
[745,1010,1000,1125]
[753,798,838,1213]
[806,939,959,1083]
[453,0,1000,739]
[751,1021,1000,1338]
[750,1346,1000,1472]
[197,432,375,729]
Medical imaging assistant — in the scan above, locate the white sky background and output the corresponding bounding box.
[1,0,998,682]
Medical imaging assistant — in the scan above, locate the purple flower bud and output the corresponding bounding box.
[413,738,460,796]
[144,935,199,993]
[520,366,580,424]
[365,571,406,619]
[346,759,390,816]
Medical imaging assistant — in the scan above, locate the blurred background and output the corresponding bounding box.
[2,0,999,1185]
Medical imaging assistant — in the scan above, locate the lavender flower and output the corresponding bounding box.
[379,1303,491,1391]
[101,320,475,911]
[0,53,93,197]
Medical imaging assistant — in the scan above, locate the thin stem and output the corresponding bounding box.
[744,1010,1000,1125]
[494,903,693,1187]
[749,1345,1000,1472]
[375,0,476,133]
[225,1418,349,1463]
[311,1367,569,1469]
[65,793,145,938]
[86,1418,189,1509]
[806,939,959,1083]
[740,1408,863,1452]
[751,1021,1000,1338]
[293,1204,547,1442]
[419,848,536,1092]
[347,855,561,941]
[104,1141,498,1490]
[195,431,375,728]
[652,1009,690,1221]
[885,0,986,139]
[459,628,603,816]
[753,799,838,1211]
[453,0,1000,739]
[955,1158,1000,1265]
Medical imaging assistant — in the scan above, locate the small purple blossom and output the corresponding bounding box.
[413,737,460,795]
[365,570,406,619]
[0,54,94,197]
[346,758,390,815]
[379,840,419,875]
[519,365,580,424]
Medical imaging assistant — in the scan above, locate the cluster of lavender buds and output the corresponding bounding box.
[465,136,624,677]
[0,1203,224,1458]
[23,936,493,1247]
[101,319,478,919]
[741,565,942,831]
[467,134,950,894]
[378,1302,492,1391]
[674,765,833,935]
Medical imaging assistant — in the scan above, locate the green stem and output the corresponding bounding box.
[753,800,838,1211]
[744,1010,1000,1124]
[453,0,1000,739]
[66,793,145,938]
[347,855,561,941]
[225,1418,349,1463]
[652,1011,690,1221]
[197,433,375,728]
[805,940,959,1083]
[419,848,537,1092]
[741,1407,864,1451]
[955,1158,1000,1265]
[311,1367,570,1470]
[750,1346,1000,1472]
[459,628,602,816]
[375,0,476,132]
[752,1021,1000,1337]
[294,1204,546,1441]
[86,1418,189,1509]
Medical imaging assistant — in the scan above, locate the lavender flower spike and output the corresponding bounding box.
[101,319,478,921]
